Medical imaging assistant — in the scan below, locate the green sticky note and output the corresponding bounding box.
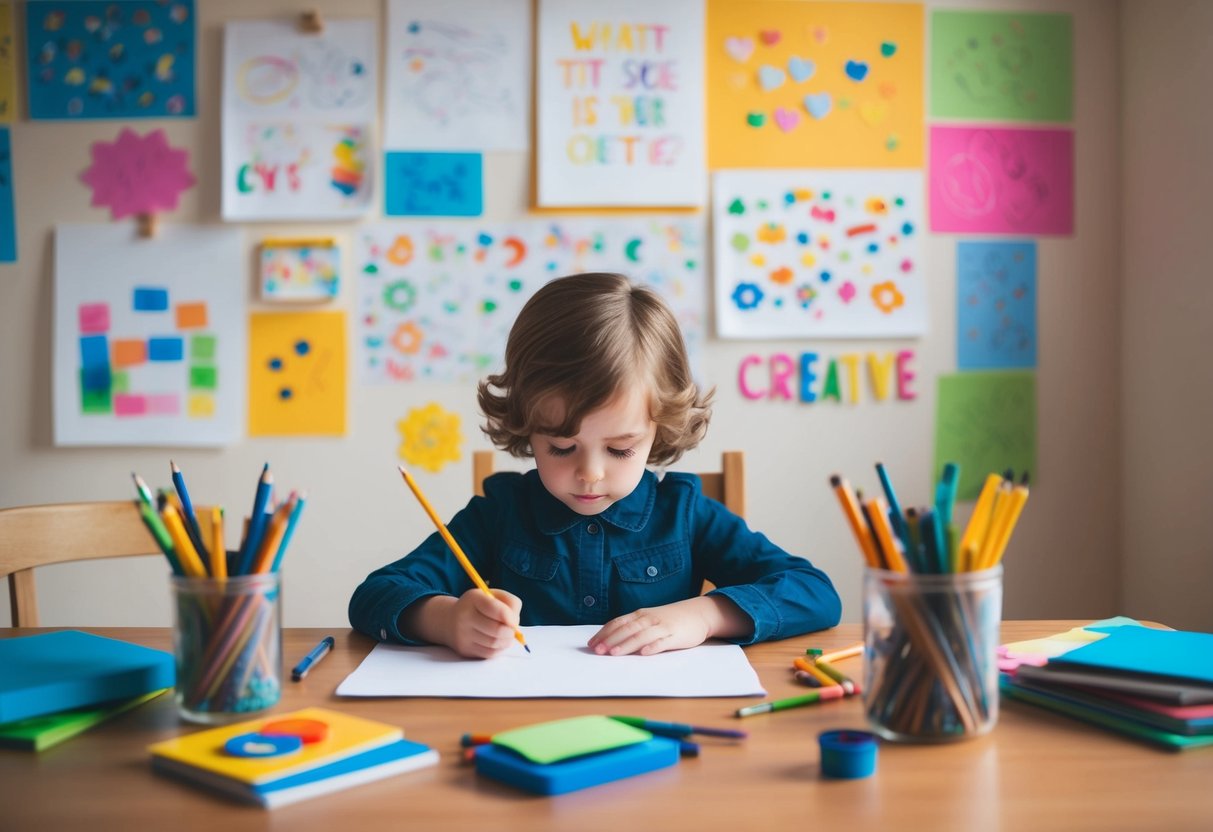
[930,11,1073,122]
[110,370,130,394]
[491,715,651,765]
[191,335,216,361]
[189,365,217,390]
[79,370,111,414]
[934,371,1036,500]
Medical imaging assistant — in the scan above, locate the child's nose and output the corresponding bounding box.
[578,461,604,484]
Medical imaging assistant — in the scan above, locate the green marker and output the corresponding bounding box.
[735,685,847,718]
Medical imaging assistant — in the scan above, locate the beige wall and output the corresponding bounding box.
[1120,0,1213,631]
[1,1,1152,630]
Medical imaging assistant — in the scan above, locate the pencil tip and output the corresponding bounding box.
[829,474,841,487]
[524,644,532,654]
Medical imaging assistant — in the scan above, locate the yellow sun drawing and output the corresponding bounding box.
[398,403,463,473]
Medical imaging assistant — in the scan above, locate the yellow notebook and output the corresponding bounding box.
[147,707,402,785]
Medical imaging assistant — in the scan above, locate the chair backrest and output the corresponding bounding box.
[0,501,214,627]
[472,450,746,518]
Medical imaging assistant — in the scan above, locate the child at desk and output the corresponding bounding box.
[349,273,841,658]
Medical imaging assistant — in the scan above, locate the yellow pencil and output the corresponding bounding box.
[211,507,227,579]
[958,473,1003,571]
[815,642,865,664]
[793,656,840,688]
[975,479,1014,568]
[978,483,1030,569]
[829,474,881,568]
[161,503,207,578]
[864,496,908,573]
[397,466,531,653]
[251,500,292,574]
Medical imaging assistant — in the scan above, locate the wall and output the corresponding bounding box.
[2,0,1130,629]
[1120,0,1213,631]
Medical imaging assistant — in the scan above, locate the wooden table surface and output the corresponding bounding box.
[2,622,1211,831]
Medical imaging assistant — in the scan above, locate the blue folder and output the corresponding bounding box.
[474,736,681,795]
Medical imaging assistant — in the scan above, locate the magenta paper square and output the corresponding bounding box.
[78,303,111,334]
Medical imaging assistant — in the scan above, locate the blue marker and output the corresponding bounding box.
[291,635,335,682]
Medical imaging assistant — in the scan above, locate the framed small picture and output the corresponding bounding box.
[259,238,341,302]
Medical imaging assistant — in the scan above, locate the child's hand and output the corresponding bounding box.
[588,596,749,656]
[448,587,523,659]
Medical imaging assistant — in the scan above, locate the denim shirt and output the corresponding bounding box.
[348,469,841,646]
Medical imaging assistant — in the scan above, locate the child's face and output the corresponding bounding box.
[531,387,656,516]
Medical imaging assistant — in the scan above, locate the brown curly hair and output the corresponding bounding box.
[478,273,712,466]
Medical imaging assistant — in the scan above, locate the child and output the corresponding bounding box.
[349,273,841,658]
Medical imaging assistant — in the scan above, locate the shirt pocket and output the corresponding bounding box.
[613,543,689,585]
[498,544,561,582]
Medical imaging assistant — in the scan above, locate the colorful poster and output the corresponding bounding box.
[222,19,376,220]
[357,218,705,383]
[384,0,531,152]
[931,11,1073,123]
[0,2,14,122]
[53,225,244,447]
[0,126,14,262]
[929,126,1073,236]
[957,241,1037,370]
[80,128,195,220]
[384,151,483,216]
[706,1,923,169]
[934,371,1036,500]
[713,169,925,339]
[248,311,347,436]
[536,0,705,207]
[26,0,195,120]
[259,238,340,302]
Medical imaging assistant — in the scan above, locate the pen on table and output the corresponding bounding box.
[610,716,748,739]
[678,739,700,757]
[398,466,531,654]
[735,686,848,718]
[291,635,335,681]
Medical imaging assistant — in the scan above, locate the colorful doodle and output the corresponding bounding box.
[259,238,340,302]
[398,402,464,473]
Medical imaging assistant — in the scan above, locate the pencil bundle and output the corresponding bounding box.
[131,462,306,720]
[829,463,1028,741]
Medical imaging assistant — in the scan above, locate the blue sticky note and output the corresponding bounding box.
[0,128,15,263]
[133,287,170,311]
[25,0,197,120]
[956,241,1037,370]
[79,335,109,367]
[384,151,483,217]
[80,363,112,393]
[148,337,184,361]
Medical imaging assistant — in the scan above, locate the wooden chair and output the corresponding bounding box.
[0,501,215,627]
[472,450,746,518]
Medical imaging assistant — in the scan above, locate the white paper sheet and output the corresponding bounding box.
[336,625,766,698]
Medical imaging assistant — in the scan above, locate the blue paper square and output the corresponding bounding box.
[133,287,170,311]
[384,152,483,217]
[148,337,184,361]
[79,334,109,367]
[956,241,1037,370]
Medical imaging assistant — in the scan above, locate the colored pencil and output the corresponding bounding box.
[251,499,292,574]
[735,686,849,717]
[829,475,880,568]
[793,656,840,688]
[875,461,910,549]
[237,465,273,575]
[171,460,210,573]
[161,503,207,578]
[398,466,530,653]
[864,496,908,573]
[136,500,184,576]
[269,492,306,574]
[813,643,864,664]
[610,716,747,740]
[210,507,227,580]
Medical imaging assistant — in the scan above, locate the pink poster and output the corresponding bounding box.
[929,126,1073,235]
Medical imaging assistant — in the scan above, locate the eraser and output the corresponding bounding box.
[818,729,877,779]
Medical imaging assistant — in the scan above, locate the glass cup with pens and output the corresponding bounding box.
[134,463,305,724]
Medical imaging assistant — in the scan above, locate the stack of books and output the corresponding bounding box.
[1001,624,1213,750]
[147,707,439,808]
[0,630,174,752]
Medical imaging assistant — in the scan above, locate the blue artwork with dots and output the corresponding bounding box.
[956,241,1037,370]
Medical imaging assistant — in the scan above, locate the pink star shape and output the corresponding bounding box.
[79,128,197,220]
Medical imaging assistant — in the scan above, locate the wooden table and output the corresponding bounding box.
[2,622,1210,831]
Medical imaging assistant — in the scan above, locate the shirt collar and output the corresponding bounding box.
[529,469,657,534]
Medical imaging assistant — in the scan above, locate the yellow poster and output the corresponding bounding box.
[0,2,14,123]
[707,0,923,168]
[248,311,346,436]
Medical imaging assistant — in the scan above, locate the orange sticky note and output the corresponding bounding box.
[176,302,209,329]
[111,338,148,367]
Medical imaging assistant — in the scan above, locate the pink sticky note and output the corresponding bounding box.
[146,394,180,415]
[929,126,1073,236]
[79,128,197,220]
[78,303,111,334]
[113,394,149,417]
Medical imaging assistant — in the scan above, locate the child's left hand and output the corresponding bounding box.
[587,596,751,656]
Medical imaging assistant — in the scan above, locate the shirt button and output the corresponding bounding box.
[520,560,531,571]
[380,628,388,640]
[583,595,596,607]
[587,523,599,535]
[646,565,658,577]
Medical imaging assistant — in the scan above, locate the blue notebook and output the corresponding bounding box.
[474,737,681,795]
[1052,627,1213,685]
[0,630,175,723]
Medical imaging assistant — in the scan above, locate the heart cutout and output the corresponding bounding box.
[844,60,869,82]
[881,41,897,58]
[745,112,766,128]
[758,65,786,91]
[759,30,781,46]
[724,36,754,63]
[787,56,816,82]
[803,93,832,120]
[859,101,889,126]
[773,107,800,132]
[728,198,746,215]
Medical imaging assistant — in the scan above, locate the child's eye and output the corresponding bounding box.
[546,444,575,457]
[608,447,636,459]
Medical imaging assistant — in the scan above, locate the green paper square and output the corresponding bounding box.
[189,365,217,390]
[110,370,130,394]
[191,334,216,361]
[930,11,1073,122]
[934,371,1036,500]
[491,715,650,765]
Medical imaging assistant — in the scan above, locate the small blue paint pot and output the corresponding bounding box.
[818,729,878,779]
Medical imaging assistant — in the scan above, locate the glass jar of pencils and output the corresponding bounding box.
[170,570,283,724]
[862,565,1002,743]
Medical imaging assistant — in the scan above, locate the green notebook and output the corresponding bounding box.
[0,689,167,752]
